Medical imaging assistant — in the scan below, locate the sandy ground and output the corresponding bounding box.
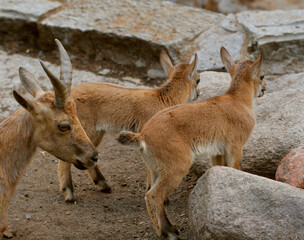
[3,134,197,240]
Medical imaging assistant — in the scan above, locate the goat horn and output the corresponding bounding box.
[40,61,68,109]
[55,39,72,94]
[19,67,44,98]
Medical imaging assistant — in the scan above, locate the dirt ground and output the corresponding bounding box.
[3,134,197,240]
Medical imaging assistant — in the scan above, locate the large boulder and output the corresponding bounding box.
[237,10,304,75]
[194,72,304,178]
[276,146,304,188]
[188,166,304,240]
[191,14,245,72]
[242,88,304,178]
[0,0,61,44]
[38,0,223,77]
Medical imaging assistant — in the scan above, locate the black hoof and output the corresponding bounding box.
[101,186,112,193]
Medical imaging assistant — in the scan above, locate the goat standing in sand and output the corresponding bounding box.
[0,61,98,233]
[49,40,200,202]
[118,47,266,239]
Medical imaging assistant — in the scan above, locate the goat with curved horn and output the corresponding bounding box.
[19,67,45,98]
[40,61,68,109]
[55,39,72,93]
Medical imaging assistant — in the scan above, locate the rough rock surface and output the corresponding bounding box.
[188,166,304,240]
[0,0,61,22]
[237,10,304,75]
[204,0,304,13]
[242,88,304,178]
[0,50,137,119]
[197,71,230,101]
[195,14,244,72]
[276,146,304,188]
[38,0,223,74]
[266,72,304,93]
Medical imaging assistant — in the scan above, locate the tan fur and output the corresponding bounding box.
[0,66,97,233]
[56,46,201,202]
[117,48,266,239]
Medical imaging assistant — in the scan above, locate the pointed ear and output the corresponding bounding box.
[160,50,174,78]
[189,53,198,78]
[250,53,263,78]
[13,90,38,114]
[220,47,235,74]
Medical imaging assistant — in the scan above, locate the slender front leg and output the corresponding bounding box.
[58,161,76,202]
[86,165,112,193]
[226,146,243,170]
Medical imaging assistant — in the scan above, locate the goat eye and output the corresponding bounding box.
[196,79,200,85]
[58,124,71,132]
[260,75,264,80]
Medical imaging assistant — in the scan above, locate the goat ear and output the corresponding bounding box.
[13,90,38,114]
[250,53,263,78]
[189,53,198,78]
[220,47,235,74]
[160,50,174,78]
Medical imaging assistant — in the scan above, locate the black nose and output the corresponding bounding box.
[91,153,99,163]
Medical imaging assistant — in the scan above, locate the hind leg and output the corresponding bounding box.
[145,155,192,239]
[211,155,226,166]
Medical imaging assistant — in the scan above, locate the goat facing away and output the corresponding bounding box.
[118,47,266,239]
[0,59,98,233]
[52,40,200,202]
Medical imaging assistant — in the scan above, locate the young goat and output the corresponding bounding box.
[0,63,97,233]
[50,40,200,202]
[118,47,266,239]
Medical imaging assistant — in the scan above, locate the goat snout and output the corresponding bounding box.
[259,88,265,97]
[91,152,99,163]
[73,160,88,170]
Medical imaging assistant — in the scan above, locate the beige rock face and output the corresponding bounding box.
[189,166,304,240]
[38,0,223,76]
[195,14,245,72]
[237,10,304,75]
[0,0,61,22]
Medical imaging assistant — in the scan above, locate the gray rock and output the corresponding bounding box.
[191,14,244,72]
[197,71,230,101]
[242,88,304,178]
[237,10,304,75]
[98,69,111,76]
[189,166,304,240]
[266,72,304,93]
[0,0,61,22]
[38,0,223,73]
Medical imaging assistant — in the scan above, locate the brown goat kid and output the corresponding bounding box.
[0,62,98,233]
[53,41,200,202]
[118,47,266,239]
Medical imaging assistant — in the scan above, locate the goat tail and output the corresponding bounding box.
[117,131,141,146]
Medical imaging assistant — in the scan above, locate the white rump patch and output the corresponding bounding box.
[193,142,226,158]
